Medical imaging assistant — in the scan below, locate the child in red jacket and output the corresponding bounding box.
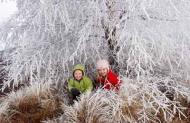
[96,59,121,91]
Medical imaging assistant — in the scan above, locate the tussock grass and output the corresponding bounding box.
[0,79,189,123]
[45,78,190,123]
[119,78,190,123]
[0,83,64,123]
[45,90,123,123]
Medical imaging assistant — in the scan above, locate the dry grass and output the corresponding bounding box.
[0,83,64,123]
[44,81,189,123]
[45,90,123,123]
[0,79,188,123]
[168,95,190,123]
[121,101,141,122]
[119,78,190,123]
[65,90,121,123]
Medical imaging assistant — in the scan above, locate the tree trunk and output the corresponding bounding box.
[105,26,120,73]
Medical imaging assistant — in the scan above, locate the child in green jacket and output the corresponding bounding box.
[68,64,93,101]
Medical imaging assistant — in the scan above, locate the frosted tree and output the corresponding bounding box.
[0,0,190,122]
[1,0,189,85]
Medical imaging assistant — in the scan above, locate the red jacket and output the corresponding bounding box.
[96,70,121,90]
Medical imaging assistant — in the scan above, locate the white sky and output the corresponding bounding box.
[0,1,17,24]
[0,1,17,51]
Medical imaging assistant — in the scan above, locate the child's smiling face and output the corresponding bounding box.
[74,70,83,81]
[97,68,108,77]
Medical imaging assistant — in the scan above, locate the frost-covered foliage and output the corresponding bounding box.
[0,0,110,86]
[65,91,121,123]
[0,0,190,86]
[44,78,190,123]
[119,78,190,122]
[0,79,188,123]
[45,90,123,123]
[0,0,190,122]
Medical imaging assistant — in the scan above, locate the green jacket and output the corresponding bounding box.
[68,64,93,93]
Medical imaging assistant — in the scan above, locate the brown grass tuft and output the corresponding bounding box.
[0,84,64,123]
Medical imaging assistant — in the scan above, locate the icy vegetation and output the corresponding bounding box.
[0,0,190,123]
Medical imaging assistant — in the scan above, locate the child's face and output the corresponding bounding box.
[74,70,83,81]
[97,68,108,77]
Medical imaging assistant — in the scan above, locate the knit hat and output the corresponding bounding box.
[96,59,110,69]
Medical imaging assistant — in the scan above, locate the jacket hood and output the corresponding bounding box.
[73,64,85,75]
